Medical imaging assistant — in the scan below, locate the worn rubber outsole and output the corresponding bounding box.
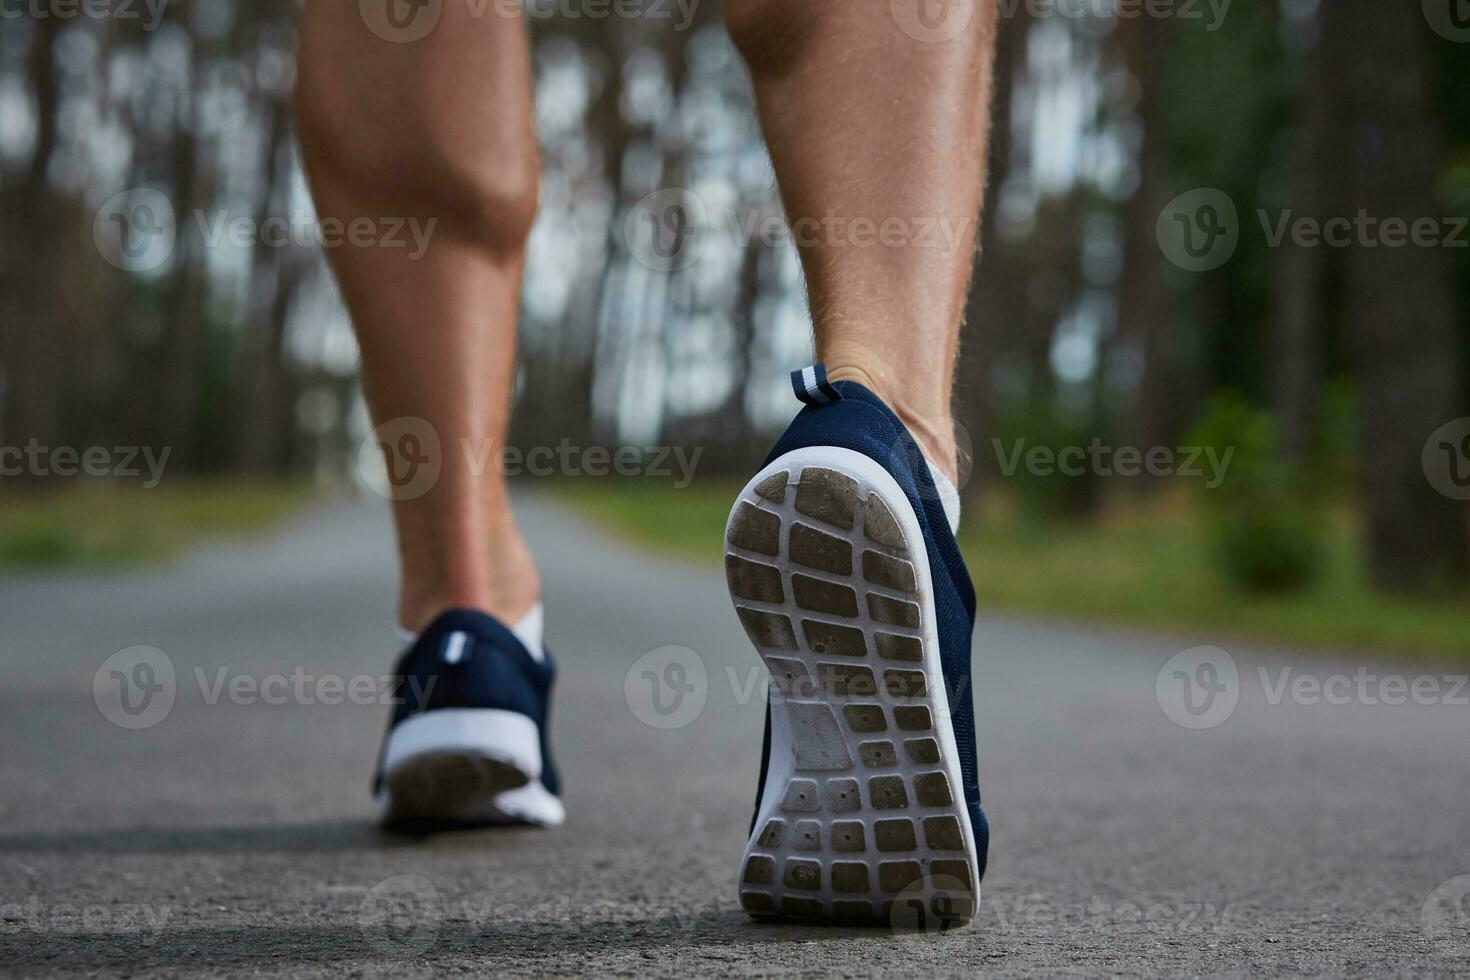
[725,447,980,927]
[379,752,531,834]
[377,708,543,833]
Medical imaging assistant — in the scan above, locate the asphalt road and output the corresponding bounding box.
[2,493,1468,977]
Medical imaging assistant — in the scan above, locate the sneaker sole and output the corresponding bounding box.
[725,446,981,926]
[377,708,546,832]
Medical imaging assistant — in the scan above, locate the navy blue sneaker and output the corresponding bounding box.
[725,365,987,925]
[374,608,564,832]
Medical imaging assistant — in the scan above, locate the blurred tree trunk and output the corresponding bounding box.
[957,9,1023,493]
[676,232,762,460]
[579,43,632,447]
[514,27,632,452]
[151,17,212,471]
[1336,0,1468,592]
[0,17,64,468]
[231,87,300,472]
[1118,14,1170,457]
[1270,6,1338,462]
[722,236,761,447]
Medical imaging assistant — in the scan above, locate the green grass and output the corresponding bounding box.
[0,480,315,568]
[559,479,1470,663]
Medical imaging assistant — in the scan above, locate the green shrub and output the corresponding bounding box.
[0,518,86,566]
[1188,392,1324,594]
[989,397,1110,520]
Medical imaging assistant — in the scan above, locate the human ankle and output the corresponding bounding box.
[897,412,960,488]
[824,361,959,484]
[398,582,541,637]
[397,537,541,635]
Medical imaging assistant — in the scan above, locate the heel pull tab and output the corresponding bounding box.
[790,364,844,407]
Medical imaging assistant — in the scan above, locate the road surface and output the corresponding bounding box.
[2,494,1468,977]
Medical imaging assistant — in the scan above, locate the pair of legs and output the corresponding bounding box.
[296,0,998,633]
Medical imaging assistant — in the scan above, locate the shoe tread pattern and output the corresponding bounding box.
[727,464,974,925]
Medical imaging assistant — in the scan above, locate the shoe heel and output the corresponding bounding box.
[378,708,540,831]
[725,448,980,926]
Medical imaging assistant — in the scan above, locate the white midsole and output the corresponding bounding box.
[381,708,542,781]
[373,775,566,828]
[490,780,567,827]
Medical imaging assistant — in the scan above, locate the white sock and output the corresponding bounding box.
[395,602,546,663]
[510,603,546,663]
[923,458,962,535]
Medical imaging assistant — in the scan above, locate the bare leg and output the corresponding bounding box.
[296,2,540,632]
[726,0,998,481]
